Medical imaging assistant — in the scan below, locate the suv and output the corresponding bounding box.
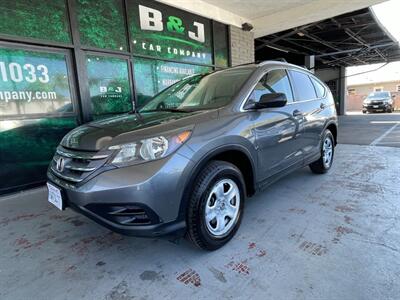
[47,61,337,250]
[362,91,394,113]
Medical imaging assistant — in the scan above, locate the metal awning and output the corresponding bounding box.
[255,8,400,67]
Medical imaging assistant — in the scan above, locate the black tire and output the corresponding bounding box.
[309,129,335,174]
[186,160,245,250]
[362,110,366,114]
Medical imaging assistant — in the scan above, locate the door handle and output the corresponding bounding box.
[293,109,303,117]
[320,103,326,109]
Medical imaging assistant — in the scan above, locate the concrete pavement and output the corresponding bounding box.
[339,113,400,147]
[1,144,400,300]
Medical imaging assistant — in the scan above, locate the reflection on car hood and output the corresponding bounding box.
[60,110,215,151]
[365,98,390,102]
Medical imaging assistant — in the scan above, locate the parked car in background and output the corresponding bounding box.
[47,61,338,250]
[362,91,394,113]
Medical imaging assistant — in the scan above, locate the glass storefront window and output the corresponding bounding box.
[133,57,212,107]
[0,47,74,117]
[127,0,213,65]
[86,55,133,116]
[77,0,128,51]
[213,22,229,68]
[0,117,77,194]
[0,0,71,43]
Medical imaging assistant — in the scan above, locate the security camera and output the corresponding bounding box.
[242,23,253,32]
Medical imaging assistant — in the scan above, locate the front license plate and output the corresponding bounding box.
[47,182,63,210]
[373,105,379,108]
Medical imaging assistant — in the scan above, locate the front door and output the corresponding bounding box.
[249,69,305,180]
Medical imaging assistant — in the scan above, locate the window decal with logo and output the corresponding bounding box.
[0,48,74,116]
[86,55,133,116]
[133,57,212,107]
[128,0,213,65]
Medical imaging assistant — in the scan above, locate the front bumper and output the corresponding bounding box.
[363,103,392,111]
[47,152,194,237]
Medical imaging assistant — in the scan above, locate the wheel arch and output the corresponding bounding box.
[325,122,338,145]
[178,144,257,221]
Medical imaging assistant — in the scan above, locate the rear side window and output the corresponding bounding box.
[249,69,294,102]
[311,77,326,98]
[290,70,317,101]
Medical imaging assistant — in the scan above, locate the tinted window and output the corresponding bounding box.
[213,21,229,68]
[77,0,128,51]
[311,77,326,98]
[0,0,71,43]
[133,57,213,107]
[249,69,293,102]
[86,55,132,117]
[367,91,390,99]
[290,70,317,101]
[127,0,213,65]
[0,47,74,116]
[140,67,254,112]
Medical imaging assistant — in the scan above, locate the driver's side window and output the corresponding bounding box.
[249,69,294,102]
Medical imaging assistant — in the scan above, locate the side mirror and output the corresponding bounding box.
[392,94,396,99]
[246,93,287,109]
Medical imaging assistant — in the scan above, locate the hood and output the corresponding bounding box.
[61,110,217,151]
[365,97,391,102]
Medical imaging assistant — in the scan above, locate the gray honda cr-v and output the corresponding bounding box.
[47,61,337,250]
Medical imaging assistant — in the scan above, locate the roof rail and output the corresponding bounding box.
[273,58,287,62]
[232,59,289,68]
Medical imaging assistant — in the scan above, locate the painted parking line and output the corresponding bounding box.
[376,141,400,145]
[370,123,400,146]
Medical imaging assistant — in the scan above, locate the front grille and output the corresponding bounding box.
[371,101,384,105]
[50,146,112,184]
[86,203,160,226]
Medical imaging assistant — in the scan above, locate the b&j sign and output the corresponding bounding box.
[128,0,213,65]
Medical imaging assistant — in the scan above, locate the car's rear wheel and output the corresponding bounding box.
[309,129,335,174]
[186,160,245,250]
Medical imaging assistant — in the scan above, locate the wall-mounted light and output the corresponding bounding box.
[242,23,253,32]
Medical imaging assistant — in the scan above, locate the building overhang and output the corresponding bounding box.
[158,0,385,37]
[255,7,400,68]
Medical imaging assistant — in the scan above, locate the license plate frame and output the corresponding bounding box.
[47,182,64,210]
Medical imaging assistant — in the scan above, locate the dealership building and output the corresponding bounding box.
[0,0,396,194]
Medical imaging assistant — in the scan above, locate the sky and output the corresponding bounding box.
[346,0,400,85]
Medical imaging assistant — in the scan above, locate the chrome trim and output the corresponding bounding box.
[52,157,96,172]
[56,148,109,160]
[50,166,82,183]
[65,165,96,172]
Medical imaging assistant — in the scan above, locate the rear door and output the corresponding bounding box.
[288,70,327,160]
[248,68,305,180]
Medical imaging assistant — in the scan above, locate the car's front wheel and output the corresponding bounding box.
[186,160,245,250]
[309,129,335,174]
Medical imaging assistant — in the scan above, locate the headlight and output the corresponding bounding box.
[109,130,191,166]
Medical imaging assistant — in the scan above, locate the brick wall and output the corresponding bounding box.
[229,25,254,66]
[347,92,400,111]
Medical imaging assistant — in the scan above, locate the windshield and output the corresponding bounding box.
[367,91,390,100]
[139,67,254,113]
